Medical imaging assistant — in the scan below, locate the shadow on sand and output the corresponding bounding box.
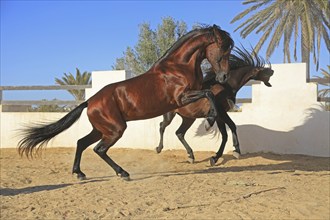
[130,152,330,182]
[1,152,328,193]
[0,176,114,197]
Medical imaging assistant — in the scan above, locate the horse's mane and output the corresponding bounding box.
[203,24,234,51]
[158,25,234,62]
[217,27,234,51]
[158,26,213,61]
[229,46,270,70]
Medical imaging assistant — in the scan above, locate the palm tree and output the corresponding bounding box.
[317,65,330,97]
[317,65,330,111]
[55,68,92,100]
[231,0,330,80]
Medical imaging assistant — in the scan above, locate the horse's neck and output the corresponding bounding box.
[164,34,210,64]
[227,66,254,92]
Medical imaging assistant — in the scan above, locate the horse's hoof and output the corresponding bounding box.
[233,151,241,159]
[155,147,162,154]
[121,175,131,181]
[118,170,130,181]
[210,157,217,166]
[77,174,87,180]
[73,172,87,180]
[188,157,195,164]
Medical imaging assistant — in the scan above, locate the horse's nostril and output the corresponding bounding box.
[214,71,228,83]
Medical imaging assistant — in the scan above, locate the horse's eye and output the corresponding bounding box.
[217,57,222,63]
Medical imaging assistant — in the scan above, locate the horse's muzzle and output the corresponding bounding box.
[215,72,228,83]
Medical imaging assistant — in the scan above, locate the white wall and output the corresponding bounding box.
[1,64,329,157]
[223,63,329,156]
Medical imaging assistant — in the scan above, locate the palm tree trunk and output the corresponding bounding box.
[301,37,310,82]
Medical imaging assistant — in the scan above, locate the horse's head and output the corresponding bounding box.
[205,25,234,83]
[227,46,274,90]
[251,67,274,87]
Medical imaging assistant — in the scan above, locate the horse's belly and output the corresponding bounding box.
[176,98,210,118]
[123,96,177,121]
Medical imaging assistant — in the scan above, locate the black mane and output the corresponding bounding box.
[229,46,270,70]
[158,25,234,62]
[217,27,234,52]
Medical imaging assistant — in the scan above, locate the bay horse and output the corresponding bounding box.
[18,25,234,181]
[155,47,274,165]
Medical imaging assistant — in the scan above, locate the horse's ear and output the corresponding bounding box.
[212,24,221,30]
[212,24,217,33]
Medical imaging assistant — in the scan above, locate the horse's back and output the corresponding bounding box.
[86,71,180,122]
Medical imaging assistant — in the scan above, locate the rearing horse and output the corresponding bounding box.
[156,47,273,165]
[18,25,234,181]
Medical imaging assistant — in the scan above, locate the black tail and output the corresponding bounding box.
[18,101,88,157]
[194,119,220,139]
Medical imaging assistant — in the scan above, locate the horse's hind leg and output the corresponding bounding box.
[156,112,176,154]
[226,118,241,159]
[72,128,102,180]
[175,116,196,163]
[94,138,130,180]
[93,122,130,180]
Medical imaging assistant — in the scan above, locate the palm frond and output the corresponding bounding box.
[293,19,299,61]
[321,25,330,51]
[254,26,273,53]
[283,9,297,63]
[317,66,330,86]
[234,1,278,37]
[231,0,270,24]
[232,0,329,73]
[54,68,91,100]
[255,10,277,34]
[304,1,315,51]
[317,66,330,100]
[266,8,290,59]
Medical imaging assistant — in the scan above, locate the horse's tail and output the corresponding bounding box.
[18,101,88,157]
[194,119,220,139]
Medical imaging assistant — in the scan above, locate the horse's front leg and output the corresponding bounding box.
[217,109,241,159]
[210,118,228,166]
[181,89,218,129]
[204,91,218,131]
[155,112,176,154]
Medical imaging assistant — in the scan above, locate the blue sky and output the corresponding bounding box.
[1,0,329,101]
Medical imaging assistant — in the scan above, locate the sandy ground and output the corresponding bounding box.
[0,147,329,220]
